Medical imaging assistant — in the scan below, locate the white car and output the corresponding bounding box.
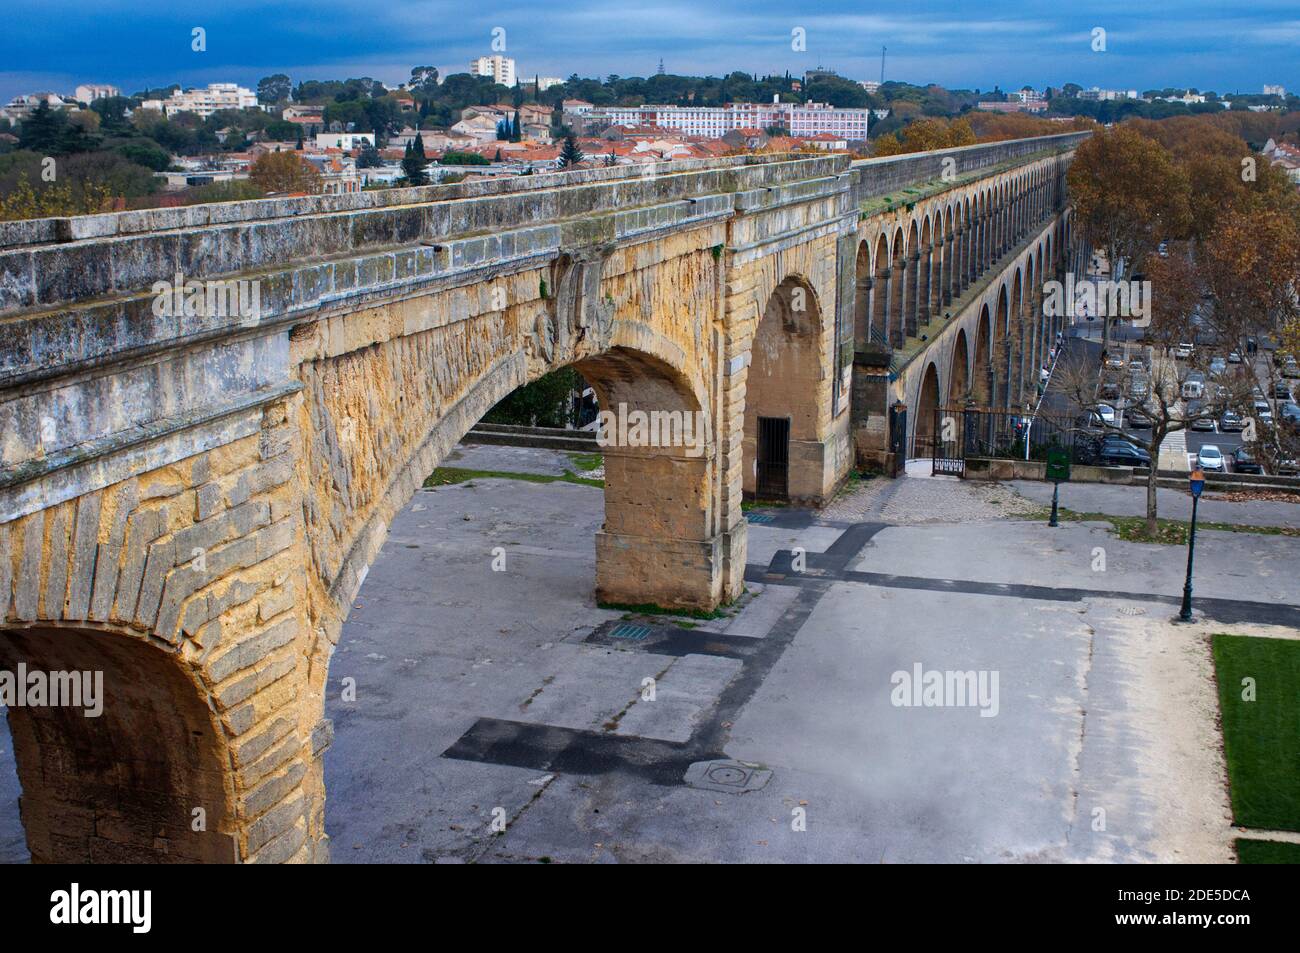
[1172,342,1194,359]
[1096,404,1117,426]
[1197,444,1225,472]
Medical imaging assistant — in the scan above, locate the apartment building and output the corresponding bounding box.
[470,55,516,87]
[574,99,871,140]
[141,83,260,118]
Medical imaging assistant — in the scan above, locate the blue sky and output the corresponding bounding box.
[2,1,1296,103]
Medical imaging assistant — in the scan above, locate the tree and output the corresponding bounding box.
[511,111,521,142]
[257,74,292,105]
[1066,125,1191,355]
[483,368,581,427]
[356,140,383,168]
[409,67,439,92]
[249,151,322,194]
[402,134,430,184]
[560,133,584,168]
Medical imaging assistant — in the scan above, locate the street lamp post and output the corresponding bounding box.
[1179,469,1205,622]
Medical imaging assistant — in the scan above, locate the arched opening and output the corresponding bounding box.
[949,329,970,405]
[913,362,941,458]
[995,284,1010,410]
[743,276,827,504]
[973,304,992,405]
[872,233,890,347]
[904,220,920,337]
[572,347,721,609]
[854,240,872,349]
[918,217,933,328]
[1011,268,1025,407]
[943,206,955,305]
[889,227,906,346]
[0,624,237,863]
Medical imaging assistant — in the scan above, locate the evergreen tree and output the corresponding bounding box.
[559,133,584,169]
[402,135,430,185]
[511,111,521,142]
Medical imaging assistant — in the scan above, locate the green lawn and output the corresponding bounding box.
[1235,839,1300,864]
[1212,634,1300,833]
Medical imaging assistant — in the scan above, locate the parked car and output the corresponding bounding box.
[1197,444,1225,471]
[1282,356,1300,379]
[1280,402,1300,425]
[1104,352,1124,370]
[1129,358,1146,374]
[1227,351,1242,364]
[1187,401,1216,431]
[1099,381,1121,400]
[1095,403,1117,426]
[1218,409,1244,432]
[1274,381,1294,402]
[1255,400,1274,425]
[1231,447,1263,474]
[1130,377,1149,399]
[1098,440,1151,467]
[1172,342,1194,359]
[1209,357,1227,377]
[1182,373,1205,399]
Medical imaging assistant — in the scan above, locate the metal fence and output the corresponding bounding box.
[931,405,1090,476]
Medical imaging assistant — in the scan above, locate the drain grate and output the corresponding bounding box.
[684,759,773,794]
[747,513,774,524]
[609,623,651,641]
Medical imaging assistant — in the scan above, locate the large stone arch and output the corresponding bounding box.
[949,328,970,405]
[0,621,239,863]
[973,303,993,405]
[742,274,831,504]
[912,362,942,457]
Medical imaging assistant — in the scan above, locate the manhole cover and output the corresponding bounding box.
[683,759,772,794]
[609,623,651,641]
[1119,606,1146,616]
[746,514,774,524]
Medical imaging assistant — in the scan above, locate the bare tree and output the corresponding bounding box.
[1056,335,1254,537]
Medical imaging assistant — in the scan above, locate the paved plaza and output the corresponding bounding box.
[2,444,1296,863]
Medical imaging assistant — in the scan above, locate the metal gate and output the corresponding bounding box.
[932,405,966,476]
[756,416,790,499]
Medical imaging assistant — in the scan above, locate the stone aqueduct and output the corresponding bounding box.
[0,131,1088,863]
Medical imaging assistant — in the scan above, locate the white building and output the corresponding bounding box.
[141,83,259,118]
[1264,84,1287,97]
[470,55,516,87]
[536,77,564,92]
[1078,87,1139,102]
[577,99,871,140]
[314,132,375,151]
[74,84,120,103]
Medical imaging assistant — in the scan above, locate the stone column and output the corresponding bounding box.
[856,276,875,348]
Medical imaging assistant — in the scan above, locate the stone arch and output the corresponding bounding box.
[973,304,992,405]
[912,362,942,457]
[949,328,970,405]
[904,219,920,337]
[0,622,239,863]
[1010,267,1025,406]
[889,227,906,346]
[918,216,933,329]
[742,274,828,504]
[943,205,956,304]
[854,239,873,348]
[995,282,1011,409]
[872,232,891,346]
